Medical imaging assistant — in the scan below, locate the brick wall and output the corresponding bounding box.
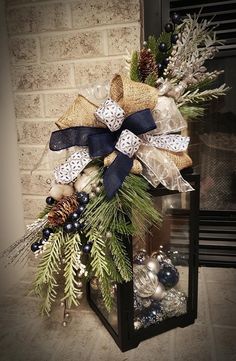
[6,0,142,224]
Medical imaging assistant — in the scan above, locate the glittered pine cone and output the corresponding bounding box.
[110,74,158,114]
[47,194,78,226]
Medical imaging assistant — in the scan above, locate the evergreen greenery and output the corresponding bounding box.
[147,35,158,58]
[155,31,173,64]
[130,50,141,82]
[32,230,64,315]
[89,230,114,311]
[179,105,205,120]
[144,72,157,87]
[83,173,162,311]
[62,233,82,308]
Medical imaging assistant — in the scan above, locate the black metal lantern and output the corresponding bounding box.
[87,173,200,352]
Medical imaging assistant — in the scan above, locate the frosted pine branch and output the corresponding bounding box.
[178,84,230,106]
[165,14,220,86]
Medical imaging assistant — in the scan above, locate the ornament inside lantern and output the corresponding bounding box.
[87,173,199,351]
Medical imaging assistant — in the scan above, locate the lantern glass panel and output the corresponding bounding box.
[133,191,191,330]
[89,281,119,334]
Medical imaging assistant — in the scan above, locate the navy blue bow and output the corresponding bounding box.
[49,109,156,198]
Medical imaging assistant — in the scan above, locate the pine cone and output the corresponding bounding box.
[48,194,78,226]
[138,48,157,82]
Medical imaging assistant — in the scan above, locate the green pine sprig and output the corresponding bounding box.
[144,72,157,87]
[32,230,64,315]
[106,235,132,282]
[147,35,158,58]
[88,230,114,311]
[62,233,82,308]
[179,105,205,120]
[130,50,141,82]
[156,31,173,63]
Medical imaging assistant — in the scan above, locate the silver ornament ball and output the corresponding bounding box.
[95,186,101,194]
[77,281,83,288]
[151,283,166,301]
[133,265,159,298]
[77,292,83,300]
[145,257,160,274]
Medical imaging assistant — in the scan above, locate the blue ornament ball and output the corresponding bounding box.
[83,242,92,254]
[76,192,87,202]
[77,205,85,215]
[63,222,75,234]
[31,242,39,252]
[158,264,179,288]
[80,194,89,205]
[42,227,53,239]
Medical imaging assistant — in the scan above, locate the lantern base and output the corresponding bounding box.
[87,283,197,352]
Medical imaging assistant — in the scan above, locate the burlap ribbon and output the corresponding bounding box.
[51,74,193,194]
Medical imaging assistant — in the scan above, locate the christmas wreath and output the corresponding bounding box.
[2,13,228,321]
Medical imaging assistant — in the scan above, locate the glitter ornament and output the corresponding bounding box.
[134,304,164,329]
[133,265,159,298]
[160,289,187,318]
[134,320,142,330]
[133,249,147,265]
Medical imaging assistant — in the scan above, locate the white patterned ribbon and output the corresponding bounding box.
[115,129,141,158]
[54,148,91,184]
[95,98,125,131]
[142,134,190,152]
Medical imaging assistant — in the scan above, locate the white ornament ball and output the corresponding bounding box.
[74,174,92,193]
[49,184,64,201]
[134,320,142,330]
[151,283,166,301]
[84,165,99,176]
[77,292,83,300]
[62,184,74,197]
[145,257,160,274]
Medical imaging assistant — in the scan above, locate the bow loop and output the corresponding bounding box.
[95,98,125,131]
[115,129,141,158]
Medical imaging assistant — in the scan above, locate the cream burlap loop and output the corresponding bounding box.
[110,74,158,114]
[55,95,106,129]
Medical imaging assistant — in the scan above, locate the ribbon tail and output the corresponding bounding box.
[103,153,133,199]
[136,145,194,192]
[54,147,92,184]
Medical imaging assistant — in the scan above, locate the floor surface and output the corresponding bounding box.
[0,267,236,361]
